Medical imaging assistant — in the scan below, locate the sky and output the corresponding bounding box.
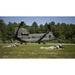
[0,16,75,25]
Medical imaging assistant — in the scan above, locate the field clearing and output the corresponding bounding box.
[0,43,75,58]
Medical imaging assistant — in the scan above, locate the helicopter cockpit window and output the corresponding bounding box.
[49,35,51,38]
[21,33,29,36]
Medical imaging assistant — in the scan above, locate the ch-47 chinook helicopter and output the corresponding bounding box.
[14,21,54,44]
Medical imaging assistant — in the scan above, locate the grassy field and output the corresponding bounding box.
[0,43,75,58]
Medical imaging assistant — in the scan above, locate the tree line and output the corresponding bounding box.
[0,19,75,43]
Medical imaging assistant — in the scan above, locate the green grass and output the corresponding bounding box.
[0,43,75,58]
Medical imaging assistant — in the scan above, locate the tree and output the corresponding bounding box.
[39,24,44,33]
[0,19,6,42]
[31,22,39,33]
[44,22,49,32]
[50,21,55,25]
[6,22,17,42]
